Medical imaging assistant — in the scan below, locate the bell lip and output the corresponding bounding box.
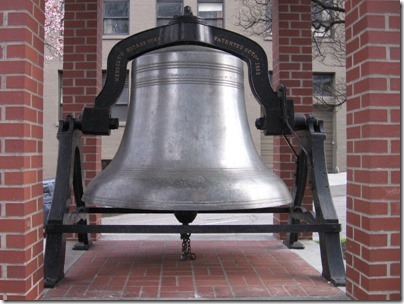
[82,195,293,211]
[82,166,293,212]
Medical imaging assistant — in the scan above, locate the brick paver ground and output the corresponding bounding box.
[44,239,347,300]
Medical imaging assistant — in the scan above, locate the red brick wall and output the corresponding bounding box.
[0,0,45,300]
[271,0,313,237]
[345,0,400,300]
[63,0,103,238]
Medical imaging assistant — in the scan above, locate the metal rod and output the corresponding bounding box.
[46,223,341,234]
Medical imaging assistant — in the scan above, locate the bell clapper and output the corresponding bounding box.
[175,212,197,261]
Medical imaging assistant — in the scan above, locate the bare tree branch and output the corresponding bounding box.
[311,0,345,13]
[313,77,346,111]
[236,0,347,110]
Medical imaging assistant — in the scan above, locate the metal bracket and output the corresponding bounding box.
[78,6,290,136]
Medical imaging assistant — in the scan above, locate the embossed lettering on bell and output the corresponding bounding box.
[82,46,292,211]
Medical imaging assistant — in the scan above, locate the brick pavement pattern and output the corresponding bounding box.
[44,240,345,300]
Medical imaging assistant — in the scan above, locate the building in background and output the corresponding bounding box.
[43,0,346,179]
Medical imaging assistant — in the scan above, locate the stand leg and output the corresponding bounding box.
[72,147,92,251]
[44,117,87,287]
[284,230,305,249]
[284,151,307,250]
[44,234,66,288]
[319,232,346,286]
[285,117,346,286]
[73,219,93,250]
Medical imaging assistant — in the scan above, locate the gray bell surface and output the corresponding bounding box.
[82,46,292,211]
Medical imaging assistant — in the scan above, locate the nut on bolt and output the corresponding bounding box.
[109,118,120,130]
[255,117,266,130]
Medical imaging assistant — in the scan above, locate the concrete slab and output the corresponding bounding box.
[329,172,347,198]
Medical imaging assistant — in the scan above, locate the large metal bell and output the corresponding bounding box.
[82,46,292,211]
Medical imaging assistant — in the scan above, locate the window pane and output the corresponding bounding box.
[198,1,223,27]
[104,1,128,17]
[103,19,129,34]
[157,19,170,26]
[111,104,129,122]
[199,11,222,19]
[198,3,222,12]
[102,71,129,122]
[157,3,183,18]
[313,74,333,96]
[311,0,333,37]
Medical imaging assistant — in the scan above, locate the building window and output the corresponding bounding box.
[313,73,334,97]
[157,0,183,26]
[198,1,223,27]
[311,0,334,38]
[103,0,129,35]
[102,70,130,123]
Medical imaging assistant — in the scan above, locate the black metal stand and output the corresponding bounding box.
[44,115,346,288]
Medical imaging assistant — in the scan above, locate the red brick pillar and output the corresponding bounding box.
[0,0,45,300]
[271,0,313,238]
[63,0,103,239]
[345,0,400,300]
